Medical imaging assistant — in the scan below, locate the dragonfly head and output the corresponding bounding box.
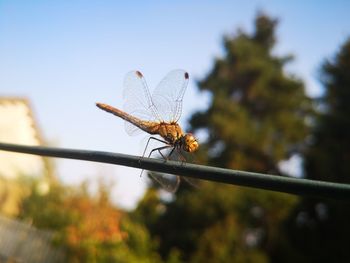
[182,133,199,153]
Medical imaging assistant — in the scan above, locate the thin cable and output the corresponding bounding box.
[0,142,349,200]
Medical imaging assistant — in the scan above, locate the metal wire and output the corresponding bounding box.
[0,142,349,200]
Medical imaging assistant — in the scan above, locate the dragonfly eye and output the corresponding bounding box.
[183,133,199,152]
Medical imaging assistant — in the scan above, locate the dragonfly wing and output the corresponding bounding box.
[168,147,201,189]
[149,172,180,193]
[152,69,189,123]
[124,121,143,136]
[123,71,162,135]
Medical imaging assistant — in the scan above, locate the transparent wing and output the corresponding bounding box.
[148,146,198,193]
[152,69,189,123]
[168,148,200,189]
[123,71,162,135]
[148,172,180,193]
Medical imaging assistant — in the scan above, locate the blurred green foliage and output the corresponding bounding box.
[18,179,162,263]
[136,13,311,262]
[285,37,350,262]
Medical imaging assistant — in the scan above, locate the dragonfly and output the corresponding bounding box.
[96,69,199,192]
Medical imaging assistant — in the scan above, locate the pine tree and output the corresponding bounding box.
[138,13,313,262]
[286,37,350,262]
[190,14,311,173]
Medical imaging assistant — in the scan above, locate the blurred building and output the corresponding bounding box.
[0,214,65,263]
[0,97,51,216]
[0,98,66,262]
[0,98,48,178]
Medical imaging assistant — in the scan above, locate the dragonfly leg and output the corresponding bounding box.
[139,145,172,177]
[176,148,187,162]
[148,145,173,160]
[167,147,176,159]
[142,136,169,158]
[139,136,170,177]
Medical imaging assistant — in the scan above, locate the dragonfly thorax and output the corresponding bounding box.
[157,122,184,144]
[154,122,199,152]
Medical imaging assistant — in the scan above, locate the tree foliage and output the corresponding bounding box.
[18,178,161,263]
[191,14,311,173]
[286,37,350,263]
[137,13,311,262]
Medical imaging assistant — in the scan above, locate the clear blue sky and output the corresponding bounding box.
[1,1,349,209]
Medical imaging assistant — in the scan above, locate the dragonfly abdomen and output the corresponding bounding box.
[96,103,160,134]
